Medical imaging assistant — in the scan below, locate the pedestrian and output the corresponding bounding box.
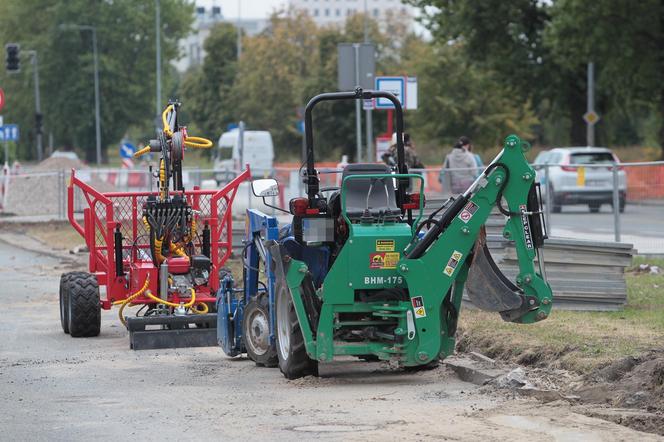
[462,137,484,176]
[439,136,477,194]
[382,132,424,169]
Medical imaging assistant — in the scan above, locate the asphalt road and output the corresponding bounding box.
[549,203,664,253]
[0,239,659,441]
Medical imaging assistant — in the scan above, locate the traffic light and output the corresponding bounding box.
[5,43,20,73]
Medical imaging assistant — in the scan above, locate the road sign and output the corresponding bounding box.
[0,124,19,142]
[0,88,4,112]
[406,77,418,110]
[337,43,375,91]
[583,110,600,125]
[375,76,405,109]
[120,141,136,159]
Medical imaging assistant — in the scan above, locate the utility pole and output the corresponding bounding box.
[586,62,595,147]
[237,0,242,58]
[58,24,102,164]
[156,0,162,135]
[25,50,43,161]
[353,43,362,162]
[363,0,373,162]
[91,27,101,164]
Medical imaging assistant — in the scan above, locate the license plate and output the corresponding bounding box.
[585,180,604,187]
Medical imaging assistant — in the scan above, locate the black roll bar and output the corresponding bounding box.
[303,88,407,208]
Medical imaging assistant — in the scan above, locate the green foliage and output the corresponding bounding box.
[180,22,237,139]
[410,0,664,155]
[410,43,538,155]
[0,0,193,162]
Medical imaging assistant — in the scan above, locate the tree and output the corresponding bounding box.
[408,0,588,146]
[180,22,238,139]
[0,0,192,162]
[546,0,664,157]
[410,43,538,155]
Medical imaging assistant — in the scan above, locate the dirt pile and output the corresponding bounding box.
[31,156,84,171]
[578,349,664,411]
[479,348,664,435]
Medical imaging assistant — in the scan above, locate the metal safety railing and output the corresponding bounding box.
[1,161,662,253]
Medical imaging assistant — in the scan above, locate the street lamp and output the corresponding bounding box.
[59,24,102,165]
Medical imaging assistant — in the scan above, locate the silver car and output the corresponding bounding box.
[533,147,627,213]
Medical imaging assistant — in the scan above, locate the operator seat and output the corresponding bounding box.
[340,163,399,220]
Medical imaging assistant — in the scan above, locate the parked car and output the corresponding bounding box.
[533,147,626,213]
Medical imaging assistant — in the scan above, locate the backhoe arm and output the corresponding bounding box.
[397,135,553,363]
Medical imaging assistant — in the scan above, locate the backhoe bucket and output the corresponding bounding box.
[466,228,524,313]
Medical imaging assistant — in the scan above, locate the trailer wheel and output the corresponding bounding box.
[60,271,89,334]
[67,272,101,337]
[243,297,277,367]
[275,285,317,379]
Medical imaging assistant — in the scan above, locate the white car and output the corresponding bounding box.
[533,147,626,213]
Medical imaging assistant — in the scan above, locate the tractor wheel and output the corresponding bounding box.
[243,297,278,367]
[275,284,317,379]
[67,272,101,337]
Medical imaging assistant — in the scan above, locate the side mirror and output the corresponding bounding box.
[251,178,279,197]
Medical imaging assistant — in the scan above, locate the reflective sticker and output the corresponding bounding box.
[458,201,479,224]
[520,204,534,249]
[376,239,395,252]
[412,296,427,318]
[443,250,463,276]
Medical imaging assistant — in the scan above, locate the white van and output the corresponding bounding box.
[214,129,274,180]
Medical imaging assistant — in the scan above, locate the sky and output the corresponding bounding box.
[197,0,287,19]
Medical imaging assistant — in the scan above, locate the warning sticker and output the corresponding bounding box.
[458,201,479,224]
[412,296,427,318]
[520,204,534,249]
[370,253,385,269]
[376,239,396,252]
[443,250,463,277]
[384,252,400,269]
[369,252,400,269]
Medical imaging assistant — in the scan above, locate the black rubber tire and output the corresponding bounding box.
[67,272,101,337]
[275,286,317,379]
[620,198,626,213]
[589,203,601,213]
[59,271,90,334]
[242,298,278,367]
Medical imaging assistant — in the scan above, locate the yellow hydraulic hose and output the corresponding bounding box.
[133,145,151,158]
[113,277,150,326]
[159,159,167,200]
[185,217,197,243]
[154,237,166,265]
[184,136,213,149]
[191,302,209,314]
[169,241,188,257]
[145,287,196,309]
[162,104,174,137]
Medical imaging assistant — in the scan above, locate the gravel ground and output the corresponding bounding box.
[0,238,660,441]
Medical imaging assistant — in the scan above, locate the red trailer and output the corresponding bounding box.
[62,168,249,349]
